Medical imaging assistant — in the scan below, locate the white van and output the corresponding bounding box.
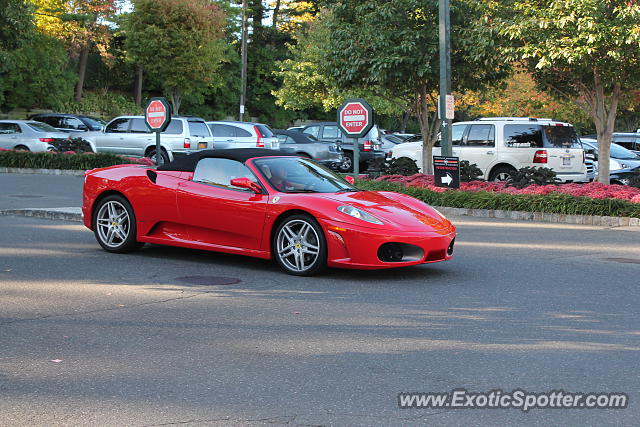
[391,117,590,182]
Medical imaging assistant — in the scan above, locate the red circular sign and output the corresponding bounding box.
[145,100,168,130]
[339,102,370,135]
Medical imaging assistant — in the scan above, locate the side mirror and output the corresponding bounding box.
[345,175,355,185]
[230,177,262,193]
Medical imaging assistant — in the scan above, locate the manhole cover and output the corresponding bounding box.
[175,276,241,286]
[604,258,640,265]
[8,194,44,198]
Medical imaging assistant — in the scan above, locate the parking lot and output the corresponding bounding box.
[1,173,639,425]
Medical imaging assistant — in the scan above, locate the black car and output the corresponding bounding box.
[610,166,640,186]
[301,122,385,172]
[29,113,106,133]
[273,129,344,169]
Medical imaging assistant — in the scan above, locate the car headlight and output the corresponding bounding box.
[619,161,629,169]
[337,205,383,225]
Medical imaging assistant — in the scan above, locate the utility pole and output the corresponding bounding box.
[438,0,452,157]
[239,0,248,121]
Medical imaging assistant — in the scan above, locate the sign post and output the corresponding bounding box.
[433,156,460,189]
[144,97,172,165]
[337,98,374,177]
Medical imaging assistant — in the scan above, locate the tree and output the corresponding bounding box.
[124,0,228,114]
[29,0,118,102]
[490,0,640,184]
[313,0,509,173]
[0,0,75,111]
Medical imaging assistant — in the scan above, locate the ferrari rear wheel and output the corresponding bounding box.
[93,195,139,253]
[274,215,327,276]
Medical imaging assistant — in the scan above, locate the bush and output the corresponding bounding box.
[49,137,93,153]
[368,157,419,177]
[356,178,640,218]
[460,160,483,182]
[0,149,152,170]
[53,90,142,119]
[508,166,559,189]
[629,170,640,189]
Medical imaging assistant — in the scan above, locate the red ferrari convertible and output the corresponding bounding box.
[83,149,456,275]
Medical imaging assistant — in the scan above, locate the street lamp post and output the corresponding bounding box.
[239,0,248,121]
[438,0,452,157]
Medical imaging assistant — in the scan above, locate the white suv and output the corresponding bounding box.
[84,116,213,163]
[391,117,589,182]
[206,121,279,150]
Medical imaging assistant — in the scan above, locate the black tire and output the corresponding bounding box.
[14,145,30,151]
[146,147,169,165]
[338,151,354,172]
[489,165,516,182]
[272,214,327,276]
[92,194,140,253]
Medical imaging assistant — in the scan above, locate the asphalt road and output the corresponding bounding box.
[0,173,83,210]
[1,207,639,425]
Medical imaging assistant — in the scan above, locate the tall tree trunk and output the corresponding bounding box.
[170,87,181,115]
[74,44,89,102]
[585,70,620,185]
[134,64,143,106]
[272,0,281,28]
[400,111,410,133]
[416,84,440,174]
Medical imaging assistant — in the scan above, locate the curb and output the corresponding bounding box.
[435,206,640,228]
[0,167,85,176]
[0,208,83,223]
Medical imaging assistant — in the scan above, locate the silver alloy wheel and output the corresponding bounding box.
[339,155,352,172]
[276,219,320,273]
[96,200,130,248]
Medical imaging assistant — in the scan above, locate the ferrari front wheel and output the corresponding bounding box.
[274,215,327,276]
[93,195,139,253]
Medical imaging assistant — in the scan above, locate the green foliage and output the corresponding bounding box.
[460,160,483,182]
[49,137,93,153]
[124,0,229,114]
[508,167,559,189]
[0,33,75,112]
[0,0,35,50]
[54,90,142,118]
[368,157,420,177]
[356,179,640,218]
[0,150,146,170]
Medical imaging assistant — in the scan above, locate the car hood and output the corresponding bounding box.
[320,190,453,232]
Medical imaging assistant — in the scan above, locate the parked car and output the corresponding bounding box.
[83,116,213,163]
[206,121,279,150]
[301,122,385,172]
[29,113,106,133]
[391,117,589,182]
[0,120,71,152]
[286,126,304,132]
[273,129,344,169]
[380,134,409,154]
[580,139,640,169]
[583,132,640,156]
[83,148,456,276]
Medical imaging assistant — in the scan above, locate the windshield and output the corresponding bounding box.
[27,122,58,132]
[583,140,639,160]
[253,157,357,193]
[81,116,106,130]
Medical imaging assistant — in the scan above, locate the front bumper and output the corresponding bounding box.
[319,219,456,269]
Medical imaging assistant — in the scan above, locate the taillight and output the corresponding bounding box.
[39,138,54,143]
[183,138,191,149]
[254,126,264,147]
[533,150,547,163]
[363,140,372,151]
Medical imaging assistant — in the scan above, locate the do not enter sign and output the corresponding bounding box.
[145,97,172,132]
[337,99,373,138]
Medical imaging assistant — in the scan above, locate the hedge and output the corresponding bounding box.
[356,179,640,219]
[0,150,151,170]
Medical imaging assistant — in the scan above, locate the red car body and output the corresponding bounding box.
[83,151,456,271]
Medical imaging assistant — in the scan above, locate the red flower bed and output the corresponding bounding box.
[376,174,640,204]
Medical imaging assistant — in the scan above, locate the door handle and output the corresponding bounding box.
[226,139,234,142]
[486,151,494,155]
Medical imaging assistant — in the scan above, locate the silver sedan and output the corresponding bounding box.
[0,120,69,152]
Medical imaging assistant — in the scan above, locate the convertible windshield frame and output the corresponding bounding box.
[252,157,357,193]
